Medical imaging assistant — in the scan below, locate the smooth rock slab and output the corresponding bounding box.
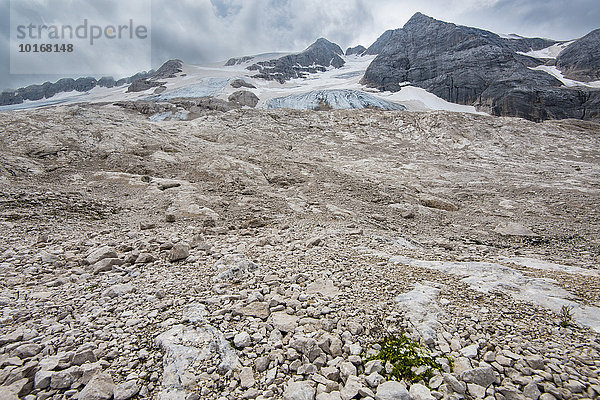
[283,381,316,400]
[270,311,299,333]
[155,305,240,400]
[306,279,341,297]
[375,381,410,400]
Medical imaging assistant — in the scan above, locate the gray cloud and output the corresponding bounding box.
[1,0,599,91]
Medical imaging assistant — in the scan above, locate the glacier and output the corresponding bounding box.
[265,89,406,111]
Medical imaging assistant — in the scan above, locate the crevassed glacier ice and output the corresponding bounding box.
[265,89,406,111]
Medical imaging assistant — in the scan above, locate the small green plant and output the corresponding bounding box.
[367,333,445,384]
[559,305,574,327]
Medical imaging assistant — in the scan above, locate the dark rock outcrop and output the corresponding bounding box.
[225,56,253,66]
[345,45,367,56]
[152,59,183,80]
[1,70,154,106]
[17,84,46,101]
[230,79,256,89]
[0,91,23,105]
[228,90,259,107]
[248,38,345,83]
[556,28,600,82]
[361,12,600,121]
[74,77,97,92]
[97,77,116,88]
[47,78,76,97]
[126,60,182,93]
[127,80,165,93]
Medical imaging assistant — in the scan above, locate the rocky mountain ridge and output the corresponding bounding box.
[361,12,600,121]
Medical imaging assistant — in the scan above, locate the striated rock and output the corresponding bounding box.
[420,195,458,211]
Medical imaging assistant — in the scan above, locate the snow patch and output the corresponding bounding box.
[517,41,574,59]
[390,256,600,332]
[531,65,600,88]
[378,86,483,114]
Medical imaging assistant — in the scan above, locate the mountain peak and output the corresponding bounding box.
[305,38,343,55]
[405,12,437,27]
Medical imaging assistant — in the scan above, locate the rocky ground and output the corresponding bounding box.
[0,105,599,400]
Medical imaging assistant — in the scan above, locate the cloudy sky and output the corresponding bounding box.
[1,0,599,91]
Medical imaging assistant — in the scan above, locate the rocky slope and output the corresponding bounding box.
[556,29,600,82]
[361,13,600,121]
[0,105,599,400]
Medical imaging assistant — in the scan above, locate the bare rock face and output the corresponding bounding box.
[248,38,345,83]
[228,90,259,107]
[345,45,367,56]
[126,79,164,93]
[151,59,184,80]
[361,12,600,121]
[556,28,600,82]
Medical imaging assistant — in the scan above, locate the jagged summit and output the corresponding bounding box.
[404,11,437,27]
[247,37,345,83]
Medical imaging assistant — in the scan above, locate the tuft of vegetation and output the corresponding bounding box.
[366,333,446,384]
[559,305,574,328]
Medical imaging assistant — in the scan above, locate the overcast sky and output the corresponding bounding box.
[1,0,599,91]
